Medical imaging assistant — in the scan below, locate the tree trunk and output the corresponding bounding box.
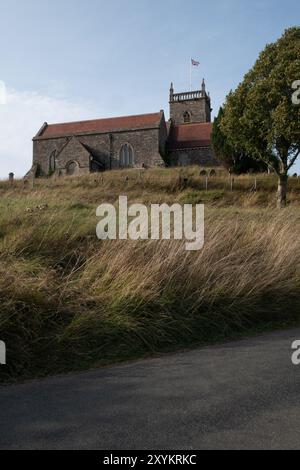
[277,174,288,208]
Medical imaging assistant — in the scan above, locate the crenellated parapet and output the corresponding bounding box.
[169,81,212,125]
[170,90,206,102]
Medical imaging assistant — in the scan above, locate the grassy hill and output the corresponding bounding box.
[1,167,300,382]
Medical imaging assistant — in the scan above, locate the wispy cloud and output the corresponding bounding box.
[0,87,97,179]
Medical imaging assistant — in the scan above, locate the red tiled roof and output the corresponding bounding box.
[168,122,213,150]
[35,112,163,140]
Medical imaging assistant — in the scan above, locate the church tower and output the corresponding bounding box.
[169,80,212,125]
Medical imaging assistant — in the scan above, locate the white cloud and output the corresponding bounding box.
[0,81,6,105]
[0,87,97,179]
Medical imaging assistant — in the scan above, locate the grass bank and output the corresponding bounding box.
[1,167,300,383]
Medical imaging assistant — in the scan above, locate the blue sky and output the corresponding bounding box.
[0,0,299,177]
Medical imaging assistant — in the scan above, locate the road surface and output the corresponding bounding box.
[1,328,300,450]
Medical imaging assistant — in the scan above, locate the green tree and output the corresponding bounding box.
[221,27,300,207]
[212,106,267,173]
[212,107,235,169]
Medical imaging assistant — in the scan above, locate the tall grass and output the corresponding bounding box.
[1,168,300,382]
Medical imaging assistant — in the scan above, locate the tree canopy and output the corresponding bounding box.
[212,107,267,173]
[219,27,300,205]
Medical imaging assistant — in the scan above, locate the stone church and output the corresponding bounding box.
[30,80,219,177]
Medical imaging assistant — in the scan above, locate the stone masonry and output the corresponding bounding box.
[29,80,219,178]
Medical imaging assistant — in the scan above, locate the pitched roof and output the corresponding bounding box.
[34,112,163,140]
[168,122,213,150]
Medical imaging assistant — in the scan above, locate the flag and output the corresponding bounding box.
[191,59,200,67]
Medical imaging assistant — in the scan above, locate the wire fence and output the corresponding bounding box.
[2,167,300,195]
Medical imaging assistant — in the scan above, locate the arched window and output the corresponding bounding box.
[66,161,79,176]
[183,111,191,123]
[49,151,56,173]
[120,144,135,167]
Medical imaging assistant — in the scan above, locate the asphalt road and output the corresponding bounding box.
[1,328,300,450]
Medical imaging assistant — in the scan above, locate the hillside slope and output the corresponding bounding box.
[1,167,300,382]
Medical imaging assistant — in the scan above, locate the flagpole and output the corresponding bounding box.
[190,58,192,91]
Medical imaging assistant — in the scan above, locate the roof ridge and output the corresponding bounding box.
[174,122,212,127]
[45,112,161,128]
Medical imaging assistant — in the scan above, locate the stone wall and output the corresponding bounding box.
[57,137,91,175]
[170,98,211,125]
[159,117,168,160]
[107,128,165,168]
[33,126,166,176]
[168,147,221,167]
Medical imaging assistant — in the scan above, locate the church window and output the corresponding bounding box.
[66,161,79,176]
[183,111,191,123]
[120,144,135,167]
[49,151,56,173]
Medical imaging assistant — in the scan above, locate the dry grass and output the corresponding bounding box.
[1,167,300,382]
